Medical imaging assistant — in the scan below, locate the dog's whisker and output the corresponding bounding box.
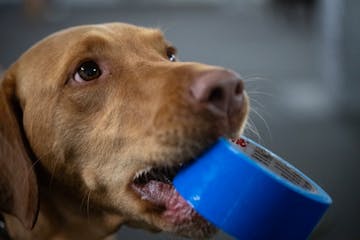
[80,191,87,212]
[249,97,265,109]
[250,108,272,142]
[21,123,44,189]
[22,158,41,189]
[247,91,274,97]
[245,122,260,140]
[86,190,91,220]
[244,117,262,142]
[243,76,270,83]
[49,157,59,190]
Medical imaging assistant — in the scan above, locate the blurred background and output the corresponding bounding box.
[0,0,359,239]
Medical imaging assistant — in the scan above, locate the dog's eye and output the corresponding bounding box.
[168,53,176,62]
[75,61,101,82]
[167,48,176,62]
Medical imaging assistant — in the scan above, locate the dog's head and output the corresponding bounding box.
[0,23,248,238]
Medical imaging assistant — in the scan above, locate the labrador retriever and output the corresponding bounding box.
[0,23,249,240]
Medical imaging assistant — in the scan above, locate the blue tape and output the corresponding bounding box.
[173,137,332,240]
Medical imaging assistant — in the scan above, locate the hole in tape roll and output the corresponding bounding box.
[233,138,317,193]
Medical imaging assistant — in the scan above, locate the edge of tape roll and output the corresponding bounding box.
[173,137,332,240]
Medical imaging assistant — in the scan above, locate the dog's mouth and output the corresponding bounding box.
[131,162,216,236]
[131,164,196,222]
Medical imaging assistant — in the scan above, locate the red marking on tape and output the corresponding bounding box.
[235,138,247,148]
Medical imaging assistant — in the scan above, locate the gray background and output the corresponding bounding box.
[0,0,359,239]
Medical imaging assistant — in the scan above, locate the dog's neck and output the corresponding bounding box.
[5,173,124,240]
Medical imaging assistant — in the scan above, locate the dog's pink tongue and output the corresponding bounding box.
[133,180,199,224]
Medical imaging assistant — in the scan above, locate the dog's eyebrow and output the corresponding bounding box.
[148,29,165,40]
[143,29,178,55]
[75,33,111,53]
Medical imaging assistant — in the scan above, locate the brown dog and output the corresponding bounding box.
[0,23,249,240]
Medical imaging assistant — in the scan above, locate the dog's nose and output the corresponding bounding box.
[190,69,244,115]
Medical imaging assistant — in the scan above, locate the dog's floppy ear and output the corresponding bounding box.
[0,71,39,230]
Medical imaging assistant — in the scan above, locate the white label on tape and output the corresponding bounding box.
[232,138,316,193]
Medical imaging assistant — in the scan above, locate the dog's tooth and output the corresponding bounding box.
[133,164,182,184]
[142,166,153,175]
[133,166,153,181]
[133,172,141,180]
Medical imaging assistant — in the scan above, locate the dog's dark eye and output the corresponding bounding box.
[168,53,176,62]
[167,48,176,62]
[75,61,101,82]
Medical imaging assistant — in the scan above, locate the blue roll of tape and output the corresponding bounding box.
[173,137,332,240]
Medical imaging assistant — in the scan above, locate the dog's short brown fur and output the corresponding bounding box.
[0,23,249,239]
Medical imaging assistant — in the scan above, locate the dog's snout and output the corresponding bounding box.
[190,69,244,115]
